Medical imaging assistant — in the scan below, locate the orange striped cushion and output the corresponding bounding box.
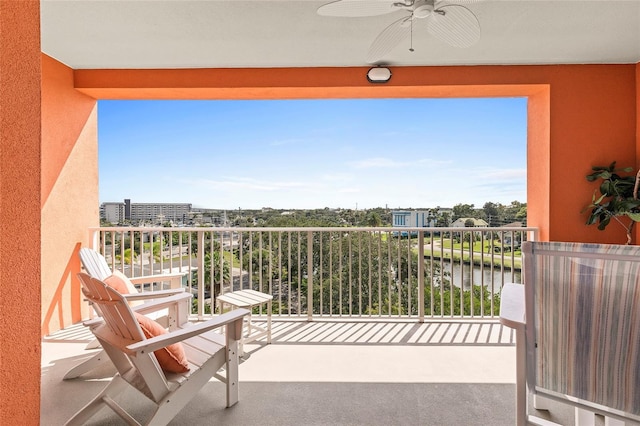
[134,312,189,374]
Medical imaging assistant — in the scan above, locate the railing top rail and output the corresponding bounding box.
[90,226,539,233]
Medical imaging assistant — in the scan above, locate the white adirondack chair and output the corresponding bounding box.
[79,247,185,292]
[66,273,248,426]
[63,248,187,380]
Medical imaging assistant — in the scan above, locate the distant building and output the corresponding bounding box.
[124,198,131,220]
[451,217,489,227]
[502,221,524,228]
[130,203,192,223]
[391,210,436,228]
[100,200,192,224]
[100,202,125,224]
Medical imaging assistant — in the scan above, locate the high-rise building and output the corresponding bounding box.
[100,200,192,224]
[100,202,125,223]
[130,203,192,223]
[124,198,131,220]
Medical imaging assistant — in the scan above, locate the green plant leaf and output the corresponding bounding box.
[584,161,640,237]
[593,193,606,205]
[600,180,613,195]
[586,214,599,225]
[597,215,611,230]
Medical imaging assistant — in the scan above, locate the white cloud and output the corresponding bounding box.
[474,168,526,180]
[270,138,306,147]
[183,177,308,192]
[348,157,450,169]
[337,187,360,194]
[321,172,354,182]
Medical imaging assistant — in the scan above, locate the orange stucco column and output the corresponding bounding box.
[40,55,98,336]
[0,0,41,424]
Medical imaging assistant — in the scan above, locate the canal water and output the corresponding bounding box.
[427,259,521,293]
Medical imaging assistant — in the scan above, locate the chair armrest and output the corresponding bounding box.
[131,292,192,316]
[123,288,184,302]
[127,309,250,353]
[129,272,186,290]
[82,317,103,328]
[499,283,526,330]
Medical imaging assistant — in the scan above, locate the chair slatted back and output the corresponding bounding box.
[78,272,143,344]
[79,248,113,281]
[524,241,640,416]
[77,273,170,401]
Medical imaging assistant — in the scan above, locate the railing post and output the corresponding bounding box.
[418,230,425,322]
[88,228,100,250]
[197,230,205,320]
[90,225,538,321]
[307,230,313,322]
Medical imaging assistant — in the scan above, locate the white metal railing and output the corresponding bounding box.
[89,226,537,321]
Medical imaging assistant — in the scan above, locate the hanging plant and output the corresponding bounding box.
[583,161,640,244]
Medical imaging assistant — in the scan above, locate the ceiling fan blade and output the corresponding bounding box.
[427,5,480,48]
[366,15,413,63]
[437,0,484,4]
[317,0,398,17]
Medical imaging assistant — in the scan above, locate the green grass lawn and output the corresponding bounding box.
[425,238,522,270]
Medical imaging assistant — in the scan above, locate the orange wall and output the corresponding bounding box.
[76,64,638,243]
[0,1,41,424]
[41,55,98,335]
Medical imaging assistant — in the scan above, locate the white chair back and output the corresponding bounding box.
[79,247,112,280]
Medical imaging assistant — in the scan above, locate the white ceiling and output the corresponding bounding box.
[41,0,640,70]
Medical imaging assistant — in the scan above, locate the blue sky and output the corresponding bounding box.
[98,97,526,210]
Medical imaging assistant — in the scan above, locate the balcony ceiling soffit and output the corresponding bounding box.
[41,0,640,69]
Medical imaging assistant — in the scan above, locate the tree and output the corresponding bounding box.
[452,203,475,220]
[236,225,499,317]
[142,241,162,262]
[505,201,526,224]
[437,211,451,227]
[364,212,382,227]
[116,247,137,265]
[192,251,230,309]
[483,202,500,226]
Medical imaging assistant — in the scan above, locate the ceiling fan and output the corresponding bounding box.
[317,0,483,63]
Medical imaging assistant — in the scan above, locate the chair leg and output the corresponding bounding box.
[533,394,552,410]
[146,358,234,426]
[85,338,101,350]
[241,313,251,356]
[266,300,272,344]
[515,327,526,426]
[63,349,109,380]
[225,337,240,407]
[65,375,130,425]
[575,408,596,426]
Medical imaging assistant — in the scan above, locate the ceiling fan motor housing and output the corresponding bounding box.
[413,1,435,18]
[318,0,481,62]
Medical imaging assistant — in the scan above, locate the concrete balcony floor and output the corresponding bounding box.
[40,319,561,425]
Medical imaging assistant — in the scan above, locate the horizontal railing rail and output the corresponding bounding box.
[88,226,537,321]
